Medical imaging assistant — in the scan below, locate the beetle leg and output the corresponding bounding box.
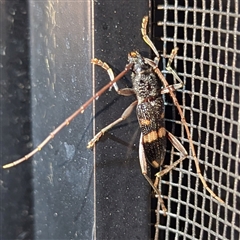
[87,100,137,148]
[141,16,160,65]
[156,131,188,178]
[165,47,184,85]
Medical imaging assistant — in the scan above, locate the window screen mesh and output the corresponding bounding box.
[152,1,240,239]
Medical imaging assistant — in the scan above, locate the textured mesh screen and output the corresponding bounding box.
[152,1,240,239]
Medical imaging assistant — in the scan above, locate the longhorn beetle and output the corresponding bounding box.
[3,16,224,239]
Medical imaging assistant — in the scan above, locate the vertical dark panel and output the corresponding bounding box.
[94,1,151,239]
[29,2,94,240]
[0,1,33,239]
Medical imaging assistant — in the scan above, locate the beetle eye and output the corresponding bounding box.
[130,51,137,58]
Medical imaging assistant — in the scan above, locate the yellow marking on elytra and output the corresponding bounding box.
[158,127,166,138]
[139,119,151,125]
[143,127,166,143]
[152,160,160,168]
[143,131,158,143]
